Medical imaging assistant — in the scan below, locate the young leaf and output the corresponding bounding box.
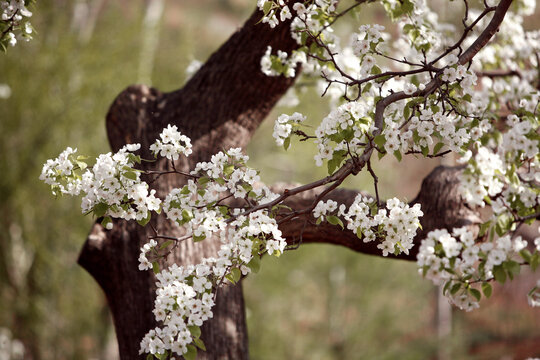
[283,137,291,151]
[432,142,444,155]
[247,256,261,273]
[137,212,151,227]
[123,171,138,180]
[450,283,461,295]
[93,202,109,218]
[493,265,507,284]
[326,215,344,229]
[481,282,492,298]
[193,233,206,242]
[183,345,197,360]
[188,325,201,339]
[193,338,207,351]
[230,267,242,283]
[160,240,174,250]
[152,262,160,274]
[469,287,481,302]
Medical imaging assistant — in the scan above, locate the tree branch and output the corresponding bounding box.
[275,166,482,261]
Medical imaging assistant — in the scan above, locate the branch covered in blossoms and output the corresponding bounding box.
[0,0,34,50]
[258,0,539,320]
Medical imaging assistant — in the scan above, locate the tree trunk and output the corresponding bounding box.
[78,6,300,360]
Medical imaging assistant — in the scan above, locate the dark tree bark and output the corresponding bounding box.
[79,7,300,360]
[75,2,508,359]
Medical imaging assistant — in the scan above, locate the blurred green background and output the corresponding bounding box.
[1,1,539,359]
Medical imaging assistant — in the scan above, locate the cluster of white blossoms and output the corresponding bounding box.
[260,45,307,78]
[150,124,193,161]
[139,192,287,357]
[1,0,33,48]
[139,203,289,358]
[352,24,385,58]
[256,0,291,28]
[40,143,161,228]
[258,0,337,31]
[139,262,215,357]
[272,111,306,147]
[313,101,374,170]
[41,127,290,359]
[417,227,535,311]
[460,147,505,207]
[162,148,281,243]
[314,196,423,257]
[259,0,342,80]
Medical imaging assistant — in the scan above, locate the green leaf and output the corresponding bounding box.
[75,160,87,170]
[193,233,206,242]
[402,24,415,34]
[432,142,444,155]
[520,249,532,263]
[503,260,521,278]
[370,65,382,75]
[530,252,539,272]
[283,137,291,151]
[374,134,386,148]
[223,164,234,176]
[188,325,201,339]
[93,202,108,218]
[482,282,492,298]
[215,178,226,185]
[443,281,451,295]
[421,145,429,157]
[327,158,338,175]
[493,265,507,284]
[193,338,206,351]
[393,150,402,162]
[326,215,344,229]
[403,104,411,120]
[450,283,461,295]
[146,354,154,360]
[152,262,160,274]
[495,214,512,236]
[355,227,363,239]
[101,216,112,228]
[123,171,137,180]
[469,287,481,301]
[230,267,242,283]
[160,240,173,250]
[262,1,272,15]
[362,82,372,95]
[183,345,197,360]
[247,256,261,274]
[198,177,211,187]
[479,221,491,237]
[137,212,151,227]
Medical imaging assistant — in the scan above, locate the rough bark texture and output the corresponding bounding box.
[79,7,300,360]
[77,4,486,360]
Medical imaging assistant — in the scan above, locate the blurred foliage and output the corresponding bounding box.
[1,0,539,359]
